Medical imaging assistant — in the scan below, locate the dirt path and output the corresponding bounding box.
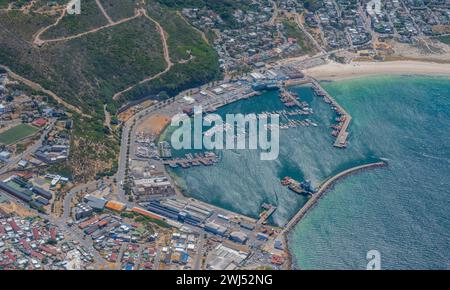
[0,64,89,117]
[29,7,175,103]
[33,9,67,46]
[95,0,114,24]
[33,9,141,46]
[112,10,173,101]
[177,11,209,45]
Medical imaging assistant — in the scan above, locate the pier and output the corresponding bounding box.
[281,161,387,237]
[257,204,277,225]
[279,87,304,108]
[162,152,219,168]
[311,79,352,148]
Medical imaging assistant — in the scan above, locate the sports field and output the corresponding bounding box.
[0,124,39,145]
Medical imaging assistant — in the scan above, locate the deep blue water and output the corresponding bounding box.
[167,76,450,269]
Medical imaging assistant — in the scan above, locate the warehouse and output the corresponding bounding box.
[204,222,227,236]
[0,181,32,202]
[83,195,107,211]
[32,187,52,200]
[229,231,248,244]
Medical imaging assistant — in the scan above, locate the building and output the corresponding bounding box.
[105,200,126,212]
[0,181,32,202]
[32,118,47,128]
[229,231,248,244]
[83,195,107,211]
[0,151,11,161]
[204,222,227,236]
[74,203,94,220]
[31,187,52,200]
[133,177,174,199]
[274,238,283,250]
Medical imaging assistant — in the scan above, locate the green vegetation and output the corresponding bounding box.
[121,2,221,101]
[134,214,172,229]
[0,124,39,145]
[0,1,221,181]
[437,35,450,45]
[0,10,55,40]
[121,211,172,228]
[302,0,322,12]
[42,0,108,39]
[283,20,316,55]
[100,0,137,22]
[0,0,10,9]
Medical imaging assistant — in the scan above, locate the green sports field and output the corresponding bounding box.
[0,124,39,145]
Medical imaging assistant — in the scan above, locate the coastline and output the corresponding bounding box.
[304,60,450,81]
[129,61,449,270]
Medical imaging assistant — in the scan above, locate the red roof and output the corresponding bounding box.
[20,239,31,251]
[39,245,58,256]
[32,118,47,127]
[109,253,117,263]
[50,227,57,240]
[79,216,100,229]
[9,220,20,232]
[32,228,40,240]
[31,250,45,261]
[271,254,284,265]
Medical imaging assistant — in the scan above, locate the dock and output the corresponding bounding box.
[257,204,277,225]
[279,88,304,108]
[311,79,352,148]
[162,152,219,168]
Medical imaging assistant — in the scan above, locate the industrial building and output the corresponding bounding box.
[146,199,213,226]
[204,222,227,236]
[75,203,94,220]
[83,195,107,211]
[229,231,248,244]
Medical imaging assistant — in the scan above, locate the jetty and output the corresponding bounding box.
[163,152,219,168]
[311,79,352,148]
[257,204,277,225]
[279,88,304,108]
[281,161,387,236]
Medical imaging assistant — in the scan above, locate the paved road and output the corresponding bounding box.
[193,232,206,270]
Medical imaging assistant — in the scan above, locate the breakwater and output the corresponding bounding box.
[282,161,388,268]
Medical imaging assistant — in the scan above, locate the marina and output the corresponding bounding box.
[162,152,220,169]
[310,79,352,148]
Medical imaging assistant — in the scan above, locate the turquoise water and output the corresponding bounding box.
[168,76,450,269]
[289,76,450,269]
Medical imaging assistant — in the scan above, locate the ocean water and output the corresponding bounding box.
[289,76,450,270]
[167,76,450,269]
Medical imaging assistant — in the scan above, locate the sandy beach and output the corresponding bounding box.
[304,60,450,81]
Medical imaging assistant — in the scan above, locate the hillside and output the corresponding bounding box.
[0,0,221,181]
